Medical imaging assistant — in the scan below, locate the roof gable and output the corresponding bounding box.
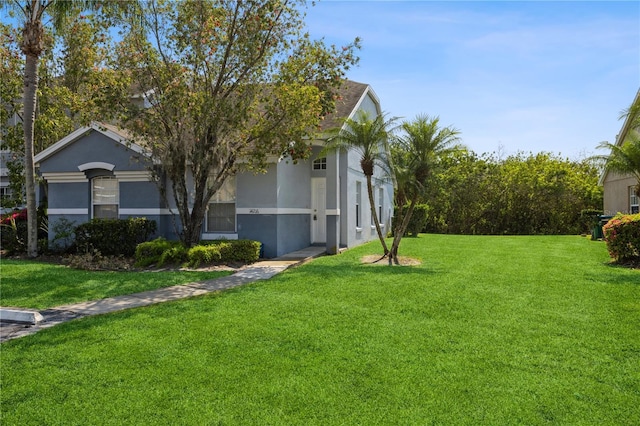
[34,122,148,165]
[600,88,640,185]
[319,80,380,132]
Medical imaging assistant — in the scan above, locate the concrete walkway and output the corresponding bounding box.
[0,246,326,343]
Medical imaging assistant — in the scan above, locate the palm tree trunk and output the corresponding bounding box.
[366,174,388,255]
[23,52,39,258]
[389,195,418,265]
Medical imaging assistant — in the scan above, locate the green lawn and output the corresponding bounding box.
[0,260,232,309]
[1,235,639,425]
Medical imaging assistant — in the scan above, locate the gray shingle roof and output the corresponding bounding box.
[319,80,369,132]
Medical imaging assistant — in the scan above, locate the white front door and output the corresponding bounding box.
[311,178,326,243]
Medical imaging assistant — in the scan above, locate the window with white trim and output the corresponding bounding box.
[356,181,362,228]
[207,177,236,232]
[92,176,119,219]
[371,186,376,226]
[313,157,327,170]
[630,186,639,214]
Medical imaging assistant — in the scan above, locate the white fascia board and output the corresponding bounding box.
[345,84,374,122]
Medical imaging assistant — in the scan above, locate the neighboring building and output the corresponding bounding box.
[0,150,12,210]
[601,89,640,215]
[34,80,394,258]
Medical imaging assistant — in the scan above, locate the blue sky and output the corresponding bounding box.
[304,0,640,159]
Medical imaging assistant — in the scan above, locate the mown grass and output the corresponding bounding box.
[0,260,232,309]
[1,235,639,425]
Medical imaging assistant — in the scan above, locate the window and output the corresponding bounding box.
[378,187,384,225]
[371,186,375,226]
[313,157,327,170]
[207,177,236,232]
[631,186,639,214]
[92,176,118,218]
[356,181,362,228]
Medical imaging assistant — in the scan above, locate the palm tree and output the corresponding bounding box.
[595,93,640,196]
[596,131,640,196]
[323,110,399,256]
[9,0,122,257]
[388,114,463,265]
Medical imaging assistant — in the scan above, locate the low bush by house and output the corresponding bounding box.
[135,238,261,267]
[603,214,640,262]
[75,218,157,257]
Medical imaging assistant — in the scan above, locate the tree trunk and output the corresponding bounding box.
[389,195,418,265]
[366,174,388,255]
[23,53,39,258]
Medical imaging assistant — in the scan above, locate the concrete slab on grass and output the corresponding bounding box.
[0,308,44,325]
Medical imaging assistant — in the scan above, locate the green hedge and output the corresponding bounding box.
[75,218,157,257]
[393,204,430,237]
[603,214,640,262]
[135,238,261,267]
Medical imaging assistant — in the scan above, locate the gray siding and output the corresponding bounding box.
[39,130,148,173]
[48,182,89,210]
[120,181,164,209]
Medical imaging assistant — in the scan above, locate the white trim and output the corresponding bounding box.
[47,208,88,215]
[326,209,340,216]
[346,85,378,122]
[114,170,154,182]
[41,172,88,183]
[119,208,172,215]
[201,233,238,240]
[236,207,312,215]
[78,162,115,172]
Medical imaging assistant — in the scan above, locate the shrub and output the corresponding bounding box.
[135,238,179,267]
[0,208,47,254]
[217,239,261,263]
[603,214,640,262]
[75,218,157,257]
[134,239,261,268]
[187,245,222,268]
[48,217,77,253]
[393,204,430,237]
[158,245,188,267]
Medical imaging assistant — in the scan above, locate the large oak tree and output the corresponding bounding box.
[115,0,360,246]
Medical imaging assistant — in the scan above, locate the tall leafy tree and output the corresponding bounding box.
[114,0,360,247]
[323,110,398,256]
[389,114,463,265]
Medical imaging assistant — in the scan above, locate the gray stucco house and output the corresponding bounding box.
[34,80,394,258]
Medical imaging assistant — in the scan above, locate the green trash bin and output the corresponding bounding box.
[596,215,614,240]
[592,224,603,240]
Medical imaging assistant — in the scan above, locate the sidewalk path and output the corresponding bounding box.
[0,246,325,343]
